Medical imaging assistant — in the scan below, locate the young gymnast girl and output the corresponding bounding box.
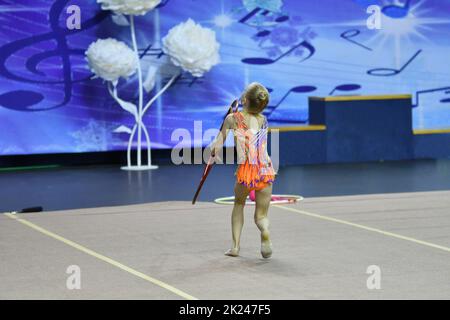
[212,82,275,259]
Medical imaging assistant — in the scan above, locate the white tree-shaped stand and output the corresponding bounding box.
[109,16,179,171]
[86,1,220,171]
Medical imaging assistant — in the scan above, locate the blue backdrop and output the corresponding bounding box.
[0,0,449,155]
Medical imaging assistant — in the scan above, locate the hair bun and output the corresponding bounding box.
[242,82,270,114]
[257,91,268,101]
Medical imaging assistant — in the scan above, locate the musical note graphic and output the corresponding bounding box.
[329,84,361,95]
[0,90,44,111]
[0,0,108,111]
[413,86,450,107]
[254,30,271,38]
[264,83,361,122]
[340,29,372,51]
[382,0,411,18]
[443,90,450,103]
[242,40,315,65]
[239,7,266,26]
[239,7,288,28]
[264,85,317,116]
[275,15,290,23]
[367,49,422,76]
[238,6,317,64]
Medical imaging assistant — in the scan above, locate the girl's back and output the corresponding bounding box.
[224,82,275,259]
[232,85,275,191]
[232,110,270,165]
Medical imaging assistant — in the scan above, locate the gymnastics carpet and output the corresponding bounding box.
[1,191,450,300]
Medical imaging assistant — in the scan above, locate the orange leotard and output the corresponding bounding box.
[233,111,275,191]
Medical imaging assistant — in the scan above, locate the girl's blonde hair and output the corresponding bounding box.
[241,82,270,114]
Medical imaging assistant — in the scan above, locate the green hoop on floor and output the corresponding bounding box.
[214,195,304,205]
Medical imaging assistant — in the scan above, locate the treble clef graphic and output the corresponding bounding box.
[0,0,108,111]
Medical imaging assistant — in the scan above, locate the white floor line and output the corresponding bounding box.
[274,205,450,253]
[4,213,198,300]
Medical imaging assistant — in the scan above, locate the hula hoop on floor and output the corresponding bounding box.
[214,195,303,205]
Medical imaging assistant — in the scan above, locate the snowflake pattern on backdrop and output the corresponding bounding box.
[71,120,120,152]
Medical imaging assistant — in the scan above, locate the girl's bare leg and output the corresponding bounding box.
[225,182,250,257]
[255,184,273,258]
